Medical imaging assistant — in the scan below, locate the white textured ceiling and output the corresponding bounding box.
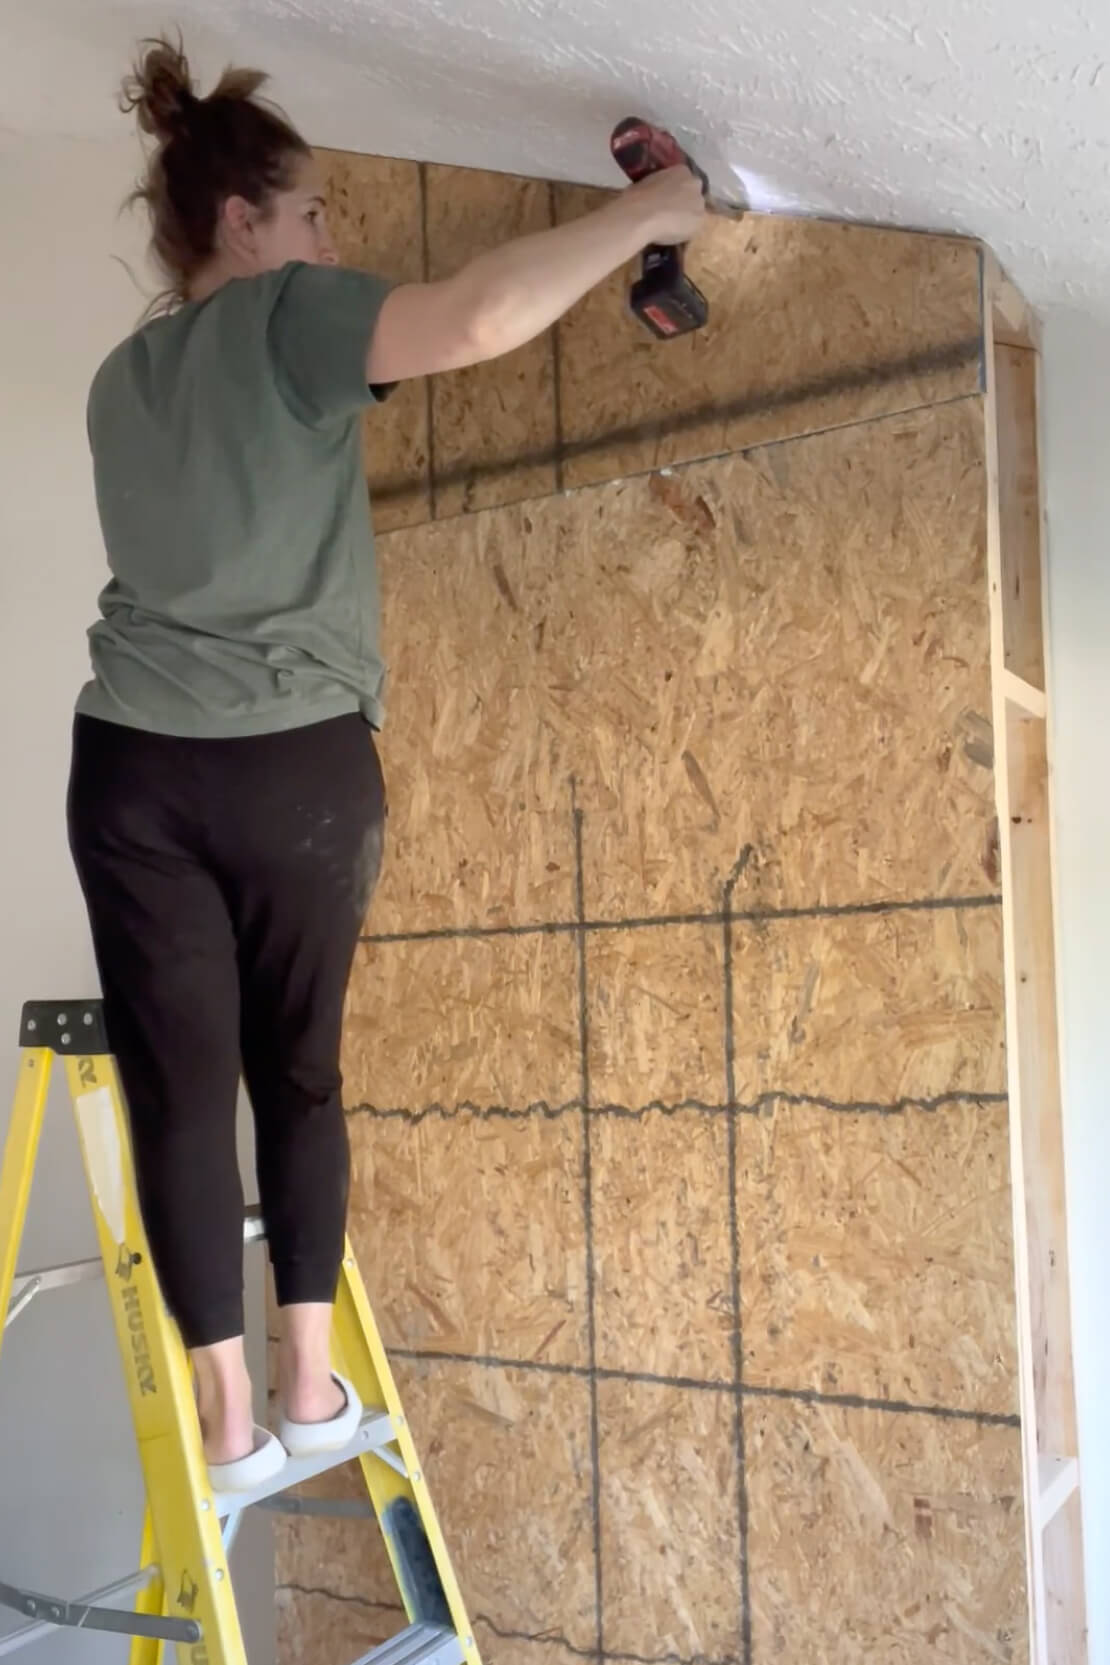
[4,0,1110,320]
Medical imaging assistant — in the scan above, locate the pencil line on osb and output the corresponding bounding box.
[360,890,1002,947]
[387,1346,1021,1430]
[418,160,438,521]
[547,180,566,494]
[723,853,752,1665]
[572,782,605,1665]
[276,1584,739,1665]
[369,358,981,511]
[345,1089,1009,1124]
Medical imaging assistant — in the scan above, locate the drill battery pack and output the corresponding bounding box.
[630,247,709,339]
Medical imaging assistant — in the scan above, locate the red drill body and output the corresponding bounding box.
[610,117,709,339]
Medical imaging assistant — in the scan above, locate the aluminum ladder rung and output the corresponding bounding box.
[9,1213,270,1328]
[210,1409,397,1515]
[0,1566,198,1656]
[350,1623,465,1665]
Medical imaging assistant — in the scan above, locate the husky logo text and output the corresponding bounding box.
[114,1259,156,1395]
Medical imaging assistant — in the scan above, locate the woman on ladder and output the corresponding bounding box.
[68,36,705,1489]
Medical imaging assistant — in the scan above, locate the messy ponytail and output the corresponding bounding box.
[122,34,310,307]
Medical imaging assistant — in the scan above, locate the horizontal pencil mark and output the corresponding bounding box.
[276,1586,739,1665]
[360,891,1001,949]
[276,1582,403,1614]
[477,1611,739,1665]
[742,1380,1021,1428]
[346,1090,1007,1125]
[371,349,981,511]
[388,1344,1019,1428]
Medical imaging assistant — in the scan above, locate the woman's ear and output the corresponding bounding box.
[220,194,257,258]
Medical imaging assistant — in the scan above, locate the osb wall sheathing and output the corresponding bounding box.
[273,151,1027,1665]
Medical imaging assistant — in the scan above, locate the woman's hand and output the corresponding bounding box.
[618,164,708,245]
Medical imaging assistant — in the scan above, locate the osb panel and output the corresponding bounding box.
[741,1101,1018,1413]
[343,932,578,1109]
[373,398,993,929]
[473,1619,584,1665]
[391,1357,597,1651]
[371,508,580,933]
[274,1455,404,1615]
[347,1109,588,1365]
[598,1376,742,1660]
[564,401,995,918]
[275,1587,403,1665]
[275,1480,398,1608]
[746,1397,1027,1664]
[424,165,558,515]
[553,185,982,487]
[592,1109,733,1382]
[318,148,430,530]
[588,923,724,1107]
[729,905,1006,1104]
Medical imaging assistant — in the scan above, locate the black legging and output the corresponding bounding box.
[66,712,386,1348]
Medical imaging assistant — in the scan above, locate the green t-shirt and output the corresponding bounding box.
[77,261,394,737]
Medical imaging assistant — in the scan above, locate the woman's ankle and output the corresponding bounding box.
[191,1336,255,1463]
[278,1301,344,1423]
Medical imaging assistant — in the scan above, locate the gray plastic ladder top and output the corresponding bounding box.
[351,1625,464,1665]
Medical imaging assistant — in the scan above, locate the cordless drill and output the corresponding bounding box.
[610,117,710,339]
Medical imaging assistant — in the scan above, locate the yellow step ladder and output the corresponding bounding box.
[0,997,480,1665]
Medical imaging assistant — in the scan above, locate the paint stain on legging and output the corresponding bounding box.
[353,818,385,917]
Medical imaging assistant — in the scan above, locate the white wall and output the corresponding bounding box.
[1040,310,1110,1665]
[0,134,272,1661]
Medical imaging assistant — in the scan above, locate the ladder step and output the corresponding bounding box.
[210,1409,397,1514]
[4,1023,478,1665]
[350,1623,465,1665]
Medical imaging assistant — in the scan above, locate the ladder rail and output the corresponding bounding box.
[1,1005,482,1665]
[0,1052,52,1356]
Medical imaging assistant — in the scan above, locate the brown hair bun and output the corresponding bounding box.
[121,36,198,143]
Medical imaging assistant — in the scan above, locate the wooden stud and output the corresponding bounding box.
[984,253,1088,1664]
[994,342,1047,688]
[985,250,1041,352]
[1043,1491,1089,1665]
[1004,704,1079,1456]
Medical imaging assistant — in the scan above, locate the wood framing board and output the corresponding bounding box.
[423,165,559,515]
[552,191,983,490]
[984,271,1087,1663]
[1042,1490,1089,1665]
[272,193,1039,1663]
[984,251,1041,352]
[598,1375,743,1660]
[311,389,1028,1665]
[344,1106,589,1366]
[315,150,982,523]
[342,932,580,1110]
[276,1586,404,1665]
[746,1396,1027,1663]
[993,345,1046,688]
[317,149,431,531]
[383,1357,599,1653]
[590,1106,734,1382]
[739,1095,1017,1416]
[366,396,996,934]
[1003,705,1078,1454]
